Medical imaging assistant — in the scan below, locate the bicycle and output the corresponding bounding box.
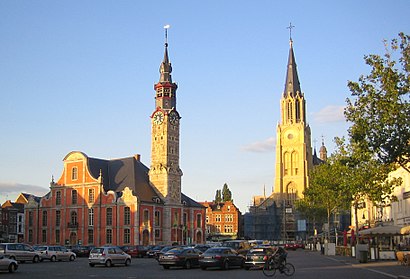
[262,252,295,277]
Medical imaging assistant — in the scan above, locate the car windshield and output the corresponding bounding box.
[224,242,239,249]
[205,248,226,254]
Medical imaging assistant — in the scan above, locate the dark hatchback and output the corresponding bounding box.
[244,246,274,270]
[199,247,244,270]
[158,247,202,269]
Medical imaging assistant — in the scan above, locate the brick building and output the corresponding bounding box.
[200,201,241,241]
[23,32,206,247]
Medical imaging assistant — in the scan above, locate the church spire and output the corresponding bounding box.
[159,25,172,83]
[284,39,302,98]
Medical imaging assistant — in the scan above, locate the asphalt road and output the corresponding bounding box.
[0,250,409,279]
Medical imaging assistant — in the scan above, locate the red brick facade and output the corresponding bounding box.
[200,201,241,240]
[24,152,205,246]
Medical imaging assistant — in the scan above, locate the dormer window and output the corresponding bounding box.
[72,167,78,180]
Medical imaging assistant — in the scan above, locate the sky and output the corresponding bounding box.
[0,1,409,213]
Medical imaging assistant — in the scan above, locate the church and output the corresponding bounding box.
[245,35,327,241]
[23,33,206,247]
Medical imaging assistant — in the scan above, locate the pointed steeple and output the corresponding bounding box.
[159,26,172,83]
[284,39,302,98]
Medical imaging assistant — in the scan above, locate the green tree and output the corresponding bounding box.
[214,189,222,203]
[301,158,350,242]
[345,32,410,173]
[222,183,233,202]
[333,137,401,244]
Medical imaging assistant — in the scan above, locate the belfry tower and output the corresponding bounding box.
[149,27,183,205]
[274,38,313,202]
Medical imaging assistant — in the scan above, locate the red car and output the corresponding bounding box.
[120,245,148,258]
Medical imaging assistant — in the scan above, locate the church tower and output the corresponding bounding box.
[274,38,313,202]
[149,28,182,205]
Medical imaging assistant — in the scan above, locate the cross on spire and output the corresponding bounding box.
[164,24,170,47]
[287,22,295,41]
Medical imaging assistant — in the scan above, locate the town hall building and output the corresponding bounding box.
[23,34,206,247]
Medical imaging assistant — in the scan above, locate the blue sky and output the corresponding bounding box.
[0,1,409,213]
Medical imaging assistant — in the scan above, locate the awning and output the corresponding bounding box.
[401,225,410,235]
[358,225,403,236]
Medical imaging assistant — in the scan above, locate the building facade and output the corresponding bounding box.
[200,201,241,241]
[1,200,24,243]
[23,35,206,247]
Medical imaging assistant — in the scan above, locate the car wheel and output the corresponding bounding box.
[163,265,170,269]
[184,260,191,269]
[223,260,229,270]
[125,259,131,266]
[51,256,57,262]
[8,263,17,273]
[33,256,40,263]
[105,260,112,267]
[89,263,95,267]
[69,255,75,261]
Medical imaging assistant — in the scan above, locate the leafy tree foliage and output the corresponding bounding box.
[214,189,222,203]
[345,33,410,173]
[222,183,233,202]
[333,137,401,243]
[300,158,350,240]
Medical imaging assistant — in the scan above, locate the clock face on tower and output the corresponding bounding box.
[153,111,164,125]
[169,111,179,125]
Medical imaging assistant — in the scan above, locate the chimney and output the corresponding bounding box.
[134,154,141,161]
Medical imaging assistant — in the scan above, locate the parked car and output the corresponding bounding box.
[158,247,202,269]
[146,245,165,258]
[68,245,94,257]
[222,240,251,255]
[199,247,244,270]
[155,246,175,261]
[88,246,131,267]
[285,242,297,250]
[0,243,41,263]
[244,246,274,270]
[194,244,211,253]
[36,245,76,262]
[119,245,148,258]
[0,255,18,273]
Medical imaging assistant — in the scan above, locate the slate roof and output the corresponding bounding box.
[86,156,161,203]
[312,149,325,166]
[85,155,202,207]
[284,40,302,98]
[21,193,42,203]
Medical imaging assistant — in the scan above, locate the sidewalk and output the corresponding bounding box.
[322,252,410,279]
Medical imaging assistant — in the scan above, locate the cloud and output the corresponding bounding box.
[241,137,276,153]
[0,182,49,201]
[312,105,346,123]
